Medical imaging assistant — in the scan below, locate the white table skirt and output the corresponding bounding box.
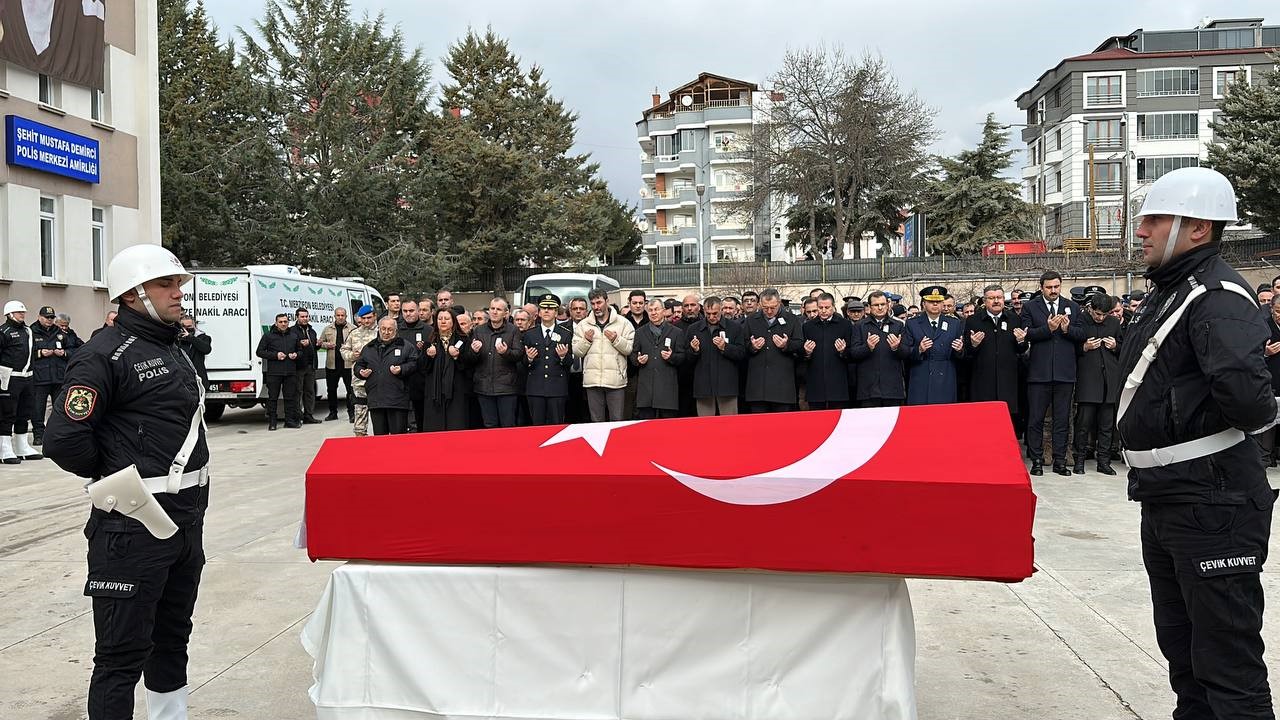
[302,563,917,720]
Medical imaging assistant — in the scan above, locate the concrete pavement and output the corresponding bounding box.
[2,407,1278,719]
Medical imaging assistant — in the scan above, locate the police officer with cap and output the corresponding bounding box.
[45,244,210,720]
[0,299,43,463]
[1118,166,1277,718]
[522,293,573,425]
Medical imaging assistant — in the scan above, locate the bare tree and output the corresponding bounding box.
[734,47,936,259]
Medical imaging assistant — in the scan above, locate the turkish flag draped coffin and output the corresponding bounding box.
[305,402,1036,581]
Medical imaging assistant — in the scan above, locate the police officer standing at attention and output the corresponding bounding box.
[0,300,43,463]
[44,244,211,720]
[1118,167,1278,719]
[522,293,573,425]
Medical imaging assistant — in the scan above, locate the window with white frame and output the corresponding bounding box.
[1136,68,1198,97]
[40,197,57,278]
[1084,74,1123,107]
[712,130,740,152]
[1137,156,1198,183]
[91,207,106,283]
[1213,66,1251,99]
[658,242,698,265]
[713,169,749,191]
[678,129,697,153]
[91,88,106,123]
[1049,170,1062,194]
[654,134,676,157]
[1137,113,1198,141]
[1087,162,1122,193]
[1091,204,1124,237]
[1084,118,1122,147]
[38,74,60,107]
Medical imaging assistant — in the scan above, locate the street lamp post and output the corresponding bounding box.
[695,182,707,293]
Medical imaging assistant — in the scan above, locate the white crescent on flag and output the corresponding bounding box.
[653,408,900,505]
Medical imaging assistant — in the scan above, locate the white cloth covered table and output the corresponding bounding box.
[302,563,917,720]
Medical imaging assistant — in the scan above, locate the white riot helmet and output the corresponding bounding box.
[106,244,192,322]
[3,300,27,316]
[1135,167,1238,266]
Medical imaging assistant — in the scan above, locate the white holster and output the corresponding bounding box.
[0,365,10,391]
[87,465,179,539]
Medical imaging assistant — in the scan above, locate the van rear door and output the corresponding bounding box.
[184,272,252,371]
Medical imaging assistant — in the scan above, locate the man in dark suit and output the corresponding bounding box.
[1073,288,1124,475]
[966,285,1028,426]
[741,288,802,413]
[521,293,574,426]
[630,299,685,419]
[1021,270,1086,475]
[904,285,965,405]
[848,291,914,407]
[685,296,746,416]
[801,293,855,410]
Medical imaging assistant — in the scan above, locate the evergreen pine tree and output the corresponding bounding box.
[921,114,1039,254]
[1207,53,1280,234]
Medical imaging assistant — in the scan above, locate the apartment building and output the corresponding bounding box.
[1016,18,1278,249]
[0,1,161,327]
[636,73,795,266]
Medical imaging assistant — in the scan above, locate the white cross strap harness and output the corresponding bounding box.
[1118,279,1269,469]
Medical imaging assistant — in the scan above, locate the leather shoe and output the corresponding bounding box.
[324,413,339,421]
[268,421,278,431]
[285,421,302,429]
[1097,463,1117,476]
[1073,461,1085,475]
[1053,463,1071,476]
[302,416,322,424]
[1029,461,1043,476]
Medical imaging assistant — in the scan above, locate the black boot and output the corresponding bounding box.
[267,410,278,431]
[1030,460,1043,476]
[1073,459,1086,475]
[1053,462,1072,477]
[1097,462,1117,476]
[325,412,339,421]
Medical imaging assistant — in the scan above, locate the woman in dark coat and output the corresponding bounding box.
[354,316,419,435]
[422,307,472,432]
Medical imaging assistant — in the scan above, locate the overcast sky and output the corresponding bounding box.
[203,1,1274,205]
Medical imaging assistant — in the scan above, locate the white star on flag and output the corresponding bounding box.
[540,421,643,456]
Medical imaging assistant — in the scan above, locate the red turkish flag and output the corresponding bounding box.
[305,402,1036,581]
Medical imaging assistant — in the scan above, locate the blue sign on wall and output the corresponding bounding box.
[4,115,100,183]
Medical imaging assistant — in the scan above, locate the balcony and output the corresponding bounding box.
[640,160,654,176]
[1022,164,1040,179]
[655,188,697,209]
[1087,180,1123,195]
[1085,91,1124,108]
[1084,137,1124,151]
[653,154,682,171]
[1044,148,1063,164]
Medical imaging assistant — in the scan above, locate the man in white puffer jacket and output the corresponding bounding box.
[573,288,634,421]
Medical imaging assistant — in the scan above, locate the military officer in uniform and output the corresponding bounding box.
[1118,167,1278,719]
[904,285,965,405]
[45,244,211,720]
[522,293,573,425]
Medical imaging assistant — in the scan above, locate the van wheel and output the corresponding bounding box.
[204,401,226,422]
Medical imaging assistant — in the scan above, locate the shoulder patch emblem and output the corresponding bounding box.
[65,386,98,421]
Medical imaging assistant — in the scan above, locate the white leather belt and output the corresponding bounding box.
[5,370,32,377]
[140,466,209,494]
[1122,428,1246,469]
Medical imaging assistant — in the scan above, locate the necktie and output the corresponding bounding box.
[930,320,938,330]
[544,327,550,342]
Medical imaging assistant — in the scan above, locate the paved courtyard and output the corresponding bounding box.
[2,407,1278,719]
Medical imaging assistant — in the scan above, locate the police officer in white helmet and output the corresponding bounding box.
[1118,167,1277,718]
[44,244,210,720]
[0,299,44,463]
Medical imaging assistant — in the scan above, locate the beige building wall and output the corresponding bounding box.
[0,0,157,334]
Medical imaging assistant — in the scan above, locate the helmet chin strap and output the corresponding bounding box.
[1160,216,1183,267]
[134,284,164,323]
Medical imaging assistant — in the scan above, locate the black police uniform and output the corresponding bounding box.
[44,304,211,720]
[32,318,84,441]
[0,315,37,439]
[1117,245,1276,719]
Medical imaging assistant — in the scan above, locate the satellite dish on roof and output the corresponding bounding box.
[680,95,693,107]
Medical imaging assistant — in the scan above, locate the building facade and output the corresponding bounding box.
[0,0,161,330]
[1016,18,1278,250]
[636,73,794,266]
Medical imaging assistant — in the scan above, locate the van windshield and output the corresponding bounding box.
[525,280,594,306]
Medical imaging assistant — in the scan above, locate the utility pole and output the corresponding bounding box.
[1088,143,1097,249]
[1120,113,1132,259]
[695,182,707,293]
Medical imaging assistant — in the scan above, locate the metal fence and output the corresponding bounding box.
[475,234,1280,293]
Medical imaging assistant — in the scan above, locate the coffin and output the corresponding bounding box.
[305,402,1036,581]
